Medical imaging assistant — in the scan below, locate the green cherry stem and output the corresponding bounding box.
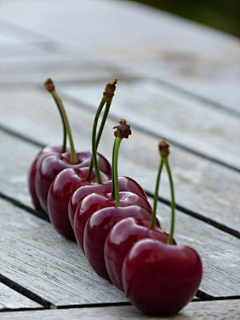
[149,140,176,245]
[113,136,122,207]
[112,119,132,207]
[163,156,175,245]
[88,97,107,184]
[45,79,78,164]
[149,158,164,229]
[159,140,175,245]
[45,79,67,153]
[87,79,118,183]
[111,138,117,200]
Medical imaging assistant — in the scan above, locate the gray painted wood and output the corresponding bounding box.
[0,0,239,111]
[61,80,240,170]
[1,300,240,319]
[0,88,239,232]
[0,196,239,300]
[0,283,41,309]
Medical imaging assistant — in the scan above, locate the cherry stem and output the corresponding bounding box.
[51,94,67,153]
[45,79,78,164]
[45,79,67,153]
[86,98,111,183]
[86,79,117,183]
[111,139,117,200]
[163,157,175,245]
[112,119,132,206]
[113,136,122,207]
[87,97,108,184]
[149,159,164,229]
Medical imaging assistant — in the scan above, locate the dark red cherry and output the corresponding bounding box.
[104,217,172,291]
[35,150,111,213]
[47,167,110,240]
[28,145,62,211]
[83,205,152,280]
[74,191,152,252]
[122,239,202,316]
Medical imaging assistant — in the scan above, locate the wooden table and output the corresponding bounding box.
[0,0,239,319]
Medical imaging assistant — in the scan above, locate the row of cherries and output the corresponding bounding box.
[28,78,202,316]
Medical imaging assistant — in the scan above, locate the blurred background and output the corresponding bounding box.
[132,0,240,37]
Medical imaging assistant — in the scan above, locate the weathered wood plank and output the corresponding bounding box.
[1,300,240,319]
[0,199,127,305]
[1,0,239,111]
[0,283,41,309]
[0,195,240,299]
[61,81,240,170]
[0,88,239,232]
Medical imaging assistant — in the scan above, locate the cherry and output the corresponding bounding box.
[82,120,154,280]
[74,191,152,252]
[35,150,109,213]
[122,140,202,316]
[104,218,171,291]
[70,118,149,230]
[84,205,152,280]
[28,145,62,211]
[122,240,202,316]
[28,78,68,211]
[47,167,109,240]
[104,139,177,291]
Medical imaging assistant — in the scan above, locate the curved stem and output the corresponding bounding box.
[51,95,67,153]
[86,98,112,182]
[87,97,107,183]
[163,157,175,245]
[149,159,164,229]
[111,138,117,200]
[96,99,112,148]
[51,91,78,164]
[113,137,122,207]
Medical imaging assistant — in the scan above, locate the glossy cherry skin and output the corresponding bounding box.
[47,167,110,241]
[74,192,152,253]
[28,145,62,211]
[122,239,202,316]
[35,151,111,213]
[68,176,148,227]
[84,205,152,280]
[104,217,174,291]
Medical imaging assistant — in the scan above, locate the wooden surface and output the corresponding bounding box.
[0,0,239,318]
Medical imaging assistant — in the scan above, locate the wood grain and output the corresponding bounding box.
[1,300,240,319]
[0,88,239,232]
[0,283,41,309]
